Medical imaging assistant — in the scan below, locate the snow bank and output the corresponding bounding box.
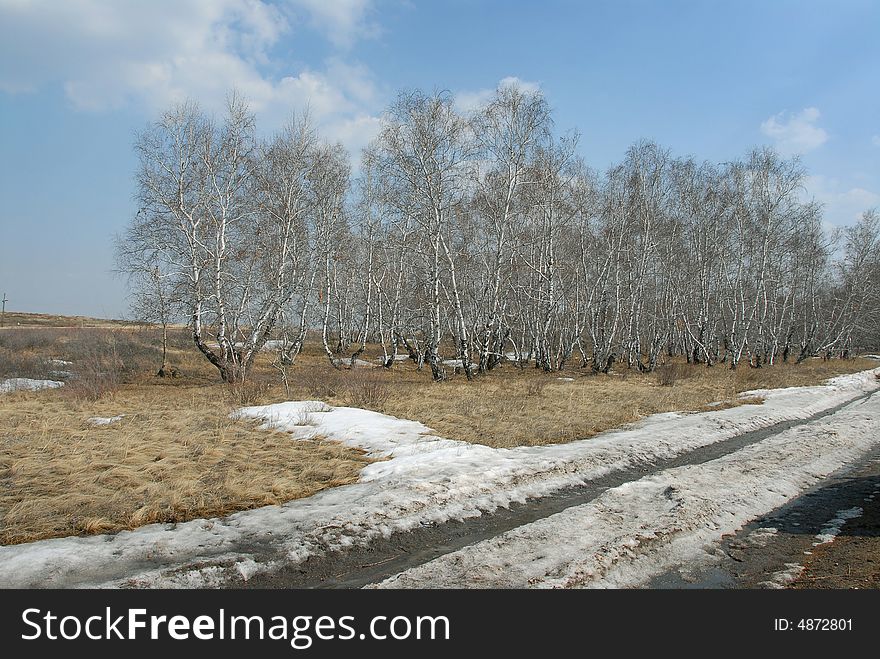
[376,392,880,588]
[0,378,63,394]
[0,368,878,588]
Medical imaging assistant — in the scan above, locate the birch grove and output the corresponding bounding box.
[121,87,880,383]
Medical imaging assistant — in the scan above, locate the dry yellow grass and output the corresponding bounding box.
[0,311,141,328]
[0,382,372,545]
[287,355,876,449]
[1,318,875,546]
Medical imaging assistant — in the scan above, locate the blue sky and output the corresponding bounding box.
[1,0,878,318]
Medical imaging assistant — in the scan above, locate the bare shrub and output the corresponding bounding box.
[47,332,127,401]
[112,332,161,376]
[0,328,66,380]
[656,362,698,387]
[345,371,389,409]
[301,401,331,413]
[226,379,272,407]
[298,368,344,399]
[64,329,158,380]
[0,328,66,352]
[0,349,52,379]
[292,401,331,425]
[64,371,120,402]
[459,394,481,417]
[64,346,122,402]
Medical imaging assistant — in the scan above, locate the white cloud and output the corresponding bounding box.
[497,76,541,95]
[805,175,880,228]
[760,107,828,156]
[326,114,385,158]
[0,1,284,100]
[0,0,384,156]
[289,0,378,49]
[872,135,880,147]
[456,76,542,113]
[455,88,494,114]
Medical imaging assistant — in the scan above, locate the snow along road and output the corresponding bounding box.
[375,389,880,588]
[0,369,878,588]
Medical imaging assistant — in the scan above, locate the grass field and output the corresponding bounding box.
[0,385,371,545]
[1,311,874,545]
[0,310,142,328]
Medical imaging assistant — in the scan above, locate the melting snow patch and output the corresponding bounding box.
[0,378,63,394]
[760,563,805,589]
[88,415,125,426]
[813,507,863,546]
[235,558,267,582]
[330,357,376,369]
[741,527,778,548]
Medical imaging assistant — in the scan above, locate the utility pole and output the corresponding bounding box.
[0,293,6,327]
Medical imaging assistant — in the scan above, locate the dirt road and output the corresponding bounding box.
[242,390,880,589]
[650,445,880,589]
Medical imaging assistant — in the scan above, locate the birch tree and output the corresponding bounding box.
[372,90,473,381]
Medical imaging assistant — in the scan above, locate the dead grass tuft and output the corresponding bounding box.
[343,371,390,409]
[525,377,549,396]
[298,367,345,399]
[225,378,273,406]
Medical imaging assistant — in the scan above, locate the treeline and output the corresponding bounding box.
[120,85,880,383]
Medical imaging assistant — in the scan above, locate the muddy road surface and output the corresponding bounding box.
[650,445,880,589]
